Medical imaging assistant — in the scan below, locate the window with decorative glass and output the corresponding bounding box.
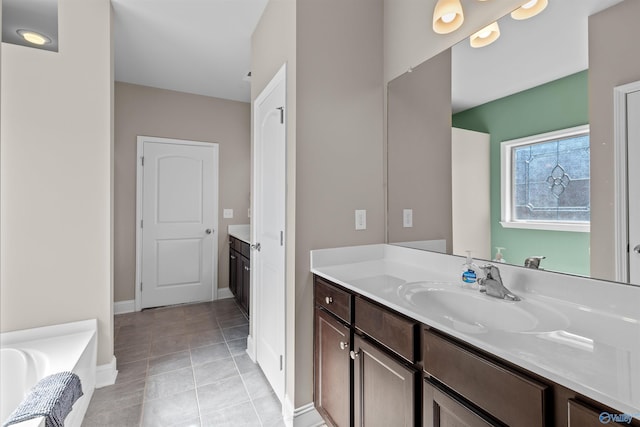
[500,125,590,232]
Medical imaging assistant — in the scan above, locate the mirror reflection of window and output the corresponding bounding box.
[2,0,59,52]
[501,125,590,232]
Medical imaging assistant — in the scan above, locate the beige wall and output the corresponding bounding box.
[294,0,385,407]
[251,0,384,410]
[251,0,298,407]
[114,82,251,302]
[1,0,114,365]
[589,0,640,280]
[387,50,453,252]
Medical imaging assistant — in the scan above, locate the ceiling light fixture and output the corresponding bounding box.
[17,29,52,46]
[510,0,548,20]
[433,0,464,34]
[470,21,500,48]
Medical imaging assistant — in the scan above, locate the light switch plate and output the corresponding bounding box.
[223,209,234,219]
[355,210,367,230]
[403,209,413,228]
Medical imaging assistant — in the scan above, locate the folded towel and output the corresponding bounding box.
[3,371,83,427]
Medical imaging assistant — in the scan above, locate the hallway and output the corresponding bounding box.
[83,299,283,426]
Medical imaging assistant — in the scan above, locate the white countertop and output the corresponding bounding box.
[228,224,250,244]
[310,244,640,418]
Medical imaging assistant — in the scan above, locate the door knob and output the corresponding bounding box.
[634,245,640,254]
[251,243,261,251]
[205,229,213,234]
[339,341,349,350]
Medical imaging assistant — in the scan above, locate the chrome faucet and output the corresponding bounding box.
[524,256,545,269]
[478,264,520,301]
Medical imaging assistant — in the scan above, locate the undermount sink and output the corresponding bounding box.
[397,282,569,334]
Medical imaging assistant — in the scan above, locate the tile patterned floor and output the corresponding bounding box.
[82,299,284,427]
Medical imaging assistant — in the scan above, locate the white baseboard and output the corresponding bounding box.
[246,334,256,361]
[283,396,325,427]
[217,287,233,300]
[114,300,135,315]
[95,356,118,388]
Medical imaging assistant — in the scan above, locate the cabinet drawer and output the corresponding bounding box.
[423,329,548,427]
[314,277,352,324]
[355,297,417,362]
[240,240,251,258]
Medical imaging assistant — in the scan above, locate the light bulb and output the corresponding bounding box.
[522,0,538,9]
[17,29,51,46]
[441,13,457,24]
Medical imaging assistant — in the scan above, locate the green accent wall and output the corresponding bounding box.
[452,70,590,276]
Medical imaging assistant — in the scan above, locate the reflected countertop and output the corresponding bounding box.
[310,244,640,418]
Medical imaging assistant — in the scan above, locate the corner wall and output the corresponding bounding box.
[589,0,640,281]
[1,0,114,365]
[113,82,251,302]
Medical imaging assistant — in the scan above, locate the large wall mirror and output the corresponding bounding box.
[387,0,640,286]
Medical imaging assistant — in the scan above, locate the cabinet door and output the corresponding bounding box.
[241,256,250,314]
[229,248,238,296]
[568,400,630,427]
[353,335,417,427]
[315,309,351,427]
[424,379,497,427]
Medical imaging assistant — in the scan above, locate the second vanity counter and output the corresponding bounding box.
[310,244,640,418]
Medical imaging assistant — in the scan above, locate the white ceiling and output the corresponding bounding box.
[111,0,268,103]
[452,0,624,112]
[111,0,623,107]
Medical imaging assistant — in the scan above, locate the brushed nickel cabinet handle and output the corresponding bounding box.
[325,296,333,304]
[339,341,349,350]
[350,350,360,360]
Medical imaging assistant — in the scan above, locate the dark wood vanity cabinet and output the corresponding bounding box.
[315,308,351,427]
[314,277,353,427]
[229,236,250,315]
[353,334,418,427]
[313,275,639,427]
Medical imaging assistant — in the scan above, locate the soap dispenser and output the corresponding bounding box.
[461,251,479,289]
[493,247,506,263]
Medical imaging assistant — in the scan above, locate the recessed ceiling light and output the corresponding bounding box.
[17,29,52,46]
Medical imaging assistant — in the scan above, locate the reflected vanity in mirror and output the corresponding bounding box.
[387,0,640,285]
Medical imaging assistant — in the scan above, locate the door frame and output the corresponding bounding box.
[135,135,219,312]
[249,63,287,402]
[613,80,640,282]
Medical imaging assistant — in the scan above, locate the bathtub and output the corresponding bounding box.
[1,319,97,427]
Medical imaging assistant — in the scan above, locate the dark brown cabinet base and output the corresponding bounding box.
[424,379,495,427]
[315,308,351,427]
[353,334,417,427]
[229,236,250,316]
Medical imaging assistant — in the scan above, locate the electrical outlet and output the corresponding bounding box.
[403,209,413,228]
[355,210,367,230]
[223,209,234,219]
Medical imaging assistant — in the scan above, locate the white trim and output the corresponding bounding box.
[613,80,640,282]
[499,221,590,233]
[95,356,118,388]
[282,398,324,427]
[135,136,219,311]
[114,300,135,315]
[500,125,591,233]
[216,287,233,300]
[246,334,256,362]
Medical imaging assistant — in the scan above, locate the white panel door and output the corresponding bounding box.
[254,65,286,401]
[140,138,218,309]
[628,90,640,285]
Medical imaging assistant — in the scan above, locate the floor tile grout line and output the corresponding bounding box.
[189,345,204,427]
[232,350,265,426]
